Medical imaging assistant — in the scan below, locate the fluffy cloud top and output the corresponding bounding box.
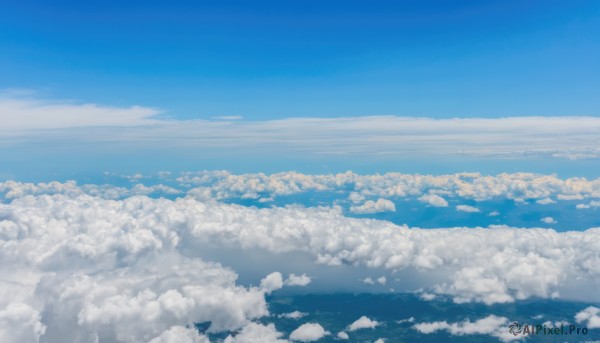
[6,172,600,207]
[175,171,600,205]
[2,182,600,340]
[348,316,380,331]
[289,323,329,342]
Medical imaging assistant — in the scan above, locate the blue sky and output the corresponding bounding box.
[1,0,600,178]
[1,0,598,119]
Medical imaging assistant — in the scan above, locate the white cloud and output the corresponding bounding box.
[210,115,243,121]
[456,205,480,213]
[348,192,366,204]
[396,317,415,324]
[278,311,308,320]
[374,339,385,343]
[418,194,449,207]
[362,277,375,285]
[557,194,585,200]
[541,217,557,224]
[336,331,349,339]
[0,93,159,131]
[285,274,312,287]
[575,307,600,329]
[148,326,210,343]
[289,323,329,342]
[159,171,600,205]
[348,316,380,331]
[576,200,600,210]
[0,303,46,343]
[350,198,396,214]
[489,211,500,216]
[260,272,284,293]
[175,171,600,207]
[536,198,556,205]
[4,94,600,161]
[420,293,437,301]
[2,181,600,343]
[413,315,518,342]
[224,322,288,343]
[361,277,386,286]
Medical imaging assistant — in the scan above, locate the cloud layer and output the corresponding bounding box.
[2,180,600,341]
[2,93,600,159]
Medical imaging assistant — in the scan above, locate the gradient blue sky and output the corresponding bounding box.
[1,0,600,179]
[1,0,599,119]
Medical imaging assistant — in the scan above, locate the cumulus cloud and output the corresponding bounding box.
[1,182,600,343]
[413,315,517,342]
[260,272,285,293]
[289,323,329,342]
[349,198,396,214]
[177,171,600,205]
[575,307,600,329]
[0,303,46,343]
[285,274,312,287]
[418,194,449,207]
[0,193,300,341]
[348,316,380,331]
[456,205,480,213]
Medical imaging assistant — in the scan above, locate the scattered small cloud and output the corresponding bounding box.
[350,198,396,214]
[418,194,448,207]
[575,306,600,329]
[541,217,557,224]
[336,331,349,340]
[456,205,480,213]
[285,274,312,287]
[348,316,380,332]
[289,323,330,342]
[278,311,308,320]
[537,198,556,205]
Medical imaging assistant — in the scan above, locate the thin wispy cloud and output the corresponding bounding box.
[0,92,160,131]
[2,92,600,160]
